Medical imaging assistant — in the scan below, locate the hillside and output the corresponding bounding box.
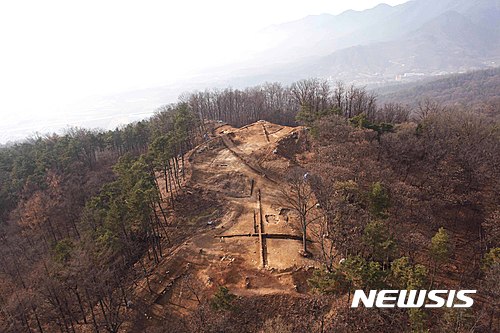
[130,116,500,332]
[1,80,499,332]
[376,67,500,117]
[126,121,322,331]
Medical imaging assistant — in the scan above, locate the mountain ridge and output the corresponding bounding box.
[246,0,500,86]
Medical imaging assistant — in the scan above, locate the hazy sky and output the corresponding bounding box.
[0,0,407,136]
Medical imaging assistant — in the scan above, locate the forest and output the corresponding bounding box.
[0,78,499,332]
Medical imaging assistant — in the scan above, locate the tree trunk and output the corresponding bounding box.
[33,308,44,333]
[163,166,168,193]
[74,289,87,324]
[302,221,308,254]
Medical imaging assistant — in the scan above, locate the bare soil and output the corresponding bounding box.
[125,121,321,331]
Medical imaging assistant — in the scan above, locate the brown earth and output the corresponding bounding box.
[124,121,323,332]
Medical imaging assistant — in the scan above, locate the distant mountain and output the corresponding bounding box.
[257,3,398,61]
[241,0,500,86]
[290,11,499,77]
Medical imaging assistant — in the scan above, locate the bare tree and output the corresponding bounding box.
[376,103,411,123]
[308,172,341,271]
[280,168,319,256]
[415,98,446,121]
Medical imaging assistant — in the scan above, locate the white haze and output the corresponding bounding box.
[0,0,408,143]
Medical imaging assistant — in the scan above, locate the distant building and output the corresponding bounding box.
[403,72,425,77]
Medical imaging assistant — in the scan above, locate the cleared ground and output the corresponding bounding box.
[126,121,320,330]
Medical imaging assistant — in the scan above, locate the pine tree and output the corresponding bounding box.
[430,227,452,285]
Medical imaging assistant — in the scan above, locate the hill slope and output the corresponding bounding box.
[376,67,500,117]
